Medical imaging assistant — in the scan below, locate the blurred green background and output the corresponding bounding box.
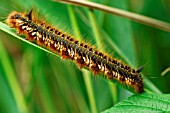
[0,0,170,113]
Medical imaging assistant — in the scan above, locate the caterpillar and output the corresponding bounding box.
[6,10,144,93]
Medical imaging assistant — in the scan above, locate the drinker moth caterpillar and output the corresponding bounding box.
[7,10,144,93]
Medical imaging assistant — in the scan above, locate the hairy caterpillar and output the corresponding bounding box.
[6,10,144,93]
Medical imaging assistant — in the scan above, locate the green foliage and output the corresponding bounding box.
[0,0,170,113]
[102,92,170,112]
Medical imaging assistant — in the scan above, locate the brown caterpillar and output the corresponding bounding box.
[6,10,144,93]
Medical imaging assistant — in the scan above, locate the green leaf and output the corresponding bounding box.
[102,92,170,113]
